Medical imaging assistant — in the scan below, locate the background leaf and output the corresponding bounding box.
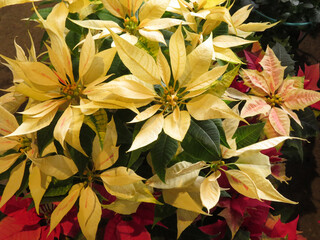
[181,119,221,162]
[233,122,265,149]
[151,132,179,182]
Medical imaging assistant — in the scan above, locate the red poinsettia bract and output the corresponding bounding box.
[0,196,79,240]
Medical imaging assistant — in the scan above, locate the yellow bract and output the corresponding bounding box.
[88,26,240,151]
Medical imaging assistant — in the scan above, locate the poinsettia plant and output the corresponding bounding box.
[0,0,319,239]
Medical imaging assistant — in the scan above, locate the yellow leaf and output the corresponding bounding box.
[20,99,64,118]
[126,181,159,204]
[224,169,260,200]
[79,32,95,79]
[237,22,278,33]
[235,151,271,178]
[46,44,68,86]
[37,3,72,80]
[41,141,57,156]
[15,83,52,101]
[138,29,166,45]
[147,161,206,189]
[103,180,138,199]
[162,177,207,214]
[187,94,242,121]
[213,35,255,48]
[64,108,86,156]
[234,136,292,156]
[0,160,26,208]
[0,140,19,155]
[101,0,125,18]
[78,186,102,240]
[238,165,297,204]
[139,0,170,21]
[50,183,83,234]
[100,166,145,186]
[70,19,122,30]
[169,25,186,81]
[186,64,228,92]
[157,49,171,86]
[67,0,91,13]
[177,209,199,239]
[29,164,52,214]
[180,35,214,87]
[128,113,164,151]
[54,106,73,149]
[104,115,117,146]
[214,46,243,63]
[0,105,19,134]
[17,61,59,89]
[200,171,221,213]
[31,155,78,180]
[0,0,40,8]
[129,104,161,123]
[0,87,27,113]
[8,105,58,136]
[163,108,191,141]
[143,18,184,31]
[101,75,157,100]
[103,199,140,215]
[82,47,117,86]
[109,29,161,85]
[93,118,119,171]
[231,5,252,27]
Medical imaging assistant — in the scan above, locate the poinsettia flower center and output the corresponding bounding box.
[266,94,283,107]
[210,160,226,171]
[161,87,181,111]
[61,83,83,100]
[124,16,139,35]
[193,2,200,12]
[83,168,94,185]
[18,136,32,153]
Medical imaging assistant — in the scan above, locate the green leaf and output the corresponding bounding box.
[29,7,53,20]
[96,9,122,25]
[179,224,212,240]
[66,31,81,53]
[234,122,265,149]
[113,110,134,145]
[44,178,73,197]
[66,16,84,35]
[233,229,250,240]
[151,132,179,182]
[127,149,143,168]
[272,42,295,76]
[181,119,221,162]
[211,119,230,148]
[37,112,60,156]
[291,108,318,138]
[212,22,229,37]
[281,139,303,162]
[173,151,204,165]
[153,197,176,227]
